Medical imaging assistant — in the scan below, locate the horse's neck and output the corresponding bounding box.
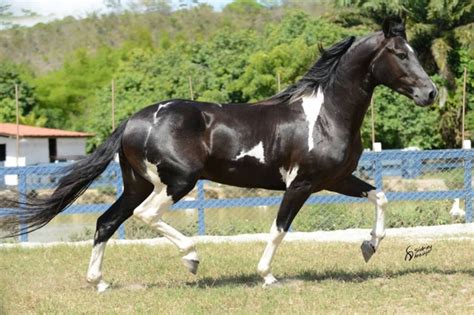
[322,41,378,134]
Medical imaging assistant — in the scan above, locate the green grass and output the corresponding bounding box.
[0,239,473,314]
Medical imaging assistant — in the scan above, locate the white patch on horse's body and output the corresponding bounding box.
[257,220,287,287]
[235,141,266,164]
[301,87,324,151]
[279,167,286,182]
[154,101,173,124]
[144,126,152,146]
[143,160,162,185]
[134,161,173,224]
[286,166,299,187]
[405,43,414,53]
[279,165,299,188]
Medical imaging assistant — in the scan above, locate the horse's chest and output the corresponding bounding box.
[300,138,362,182]
[300,89,324,152]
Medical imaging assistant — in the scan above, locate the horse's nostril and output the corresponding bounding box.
[429,89,437,100]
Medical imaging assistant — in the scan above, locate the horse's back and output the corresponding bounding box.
[120,99,290,190]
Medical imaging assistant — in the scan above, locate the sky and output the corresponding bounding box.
[5,0,235,27]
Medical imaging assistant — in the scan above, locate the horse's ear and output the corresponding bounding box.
[382,16,406,39]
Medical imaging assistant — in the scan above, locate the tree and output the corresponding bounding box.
[0,63,39,123]
[224,0,264,14]
[34,46,120,129]
[333,0,474,147]
[128,0,172,13]
[0,3,12,29]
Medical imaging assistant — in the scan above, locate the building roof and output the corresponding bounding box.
[0,123,93,138]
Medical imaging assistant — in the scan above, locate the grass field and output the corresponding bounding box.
[0,239,473,314]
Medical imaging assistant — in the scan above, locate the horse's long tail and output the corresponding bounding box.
[0,120,129,238]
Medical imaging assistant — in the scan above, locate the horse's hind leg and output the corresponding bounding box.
[133,163,200,274]
[87,156,153,292]
[328,175,387,262]
[87,196,133,292]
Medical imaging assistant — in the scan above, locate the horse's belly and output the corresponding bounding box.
[202,158,286,190]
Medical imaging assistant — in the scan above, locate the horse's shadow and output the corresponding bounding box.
[117,266,473,290]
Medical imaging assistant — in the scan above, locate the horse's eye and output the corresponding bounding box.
[397,53,408,60]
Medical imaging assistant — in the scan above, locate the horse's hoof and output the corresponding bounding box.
[182,258,199,275]
[361,240,375,263]
[96,280,110,293]
[262,274,279,288]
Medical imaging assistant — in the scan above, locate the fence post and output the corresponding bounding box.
[374,153,383,190]
[115,166,126,239]
[197,180,205,235]
[464,154,472,223]
[18,172,28,242]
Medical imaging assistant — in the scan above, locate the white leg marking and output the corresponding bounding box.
[134,187,199,266]
[235,141,266,164]
[367,190,387,251]
[257,220,287,287]
[133,187,173,225]
[301,87,324,151]
[154,221,197,256]
[279,165,299,188]
[134,162,199,267]
[86,242,110,293]
[154,220,199,273]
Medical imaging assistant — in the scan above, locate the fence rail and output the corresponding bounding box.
[0,149,473,242]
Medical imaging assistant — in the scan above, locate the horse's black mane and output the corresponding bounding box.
[259,36,356,104]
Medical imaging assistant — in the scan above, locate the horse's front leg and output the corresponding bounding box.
[257,180,312,287]
[328,175,387,262]
[362,190,388,261]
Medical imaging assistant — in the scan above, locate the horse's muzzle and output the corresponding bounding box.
[413,85,438,106]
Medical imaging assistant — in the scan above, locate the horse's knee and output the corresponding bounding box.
[94,223,115,244]
[368,190,388,208]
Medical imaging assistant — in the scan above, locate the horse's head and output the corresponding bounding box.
[370,16,437,106]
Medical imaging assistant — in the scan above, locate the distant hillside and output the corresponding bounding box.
[0,2,330,74]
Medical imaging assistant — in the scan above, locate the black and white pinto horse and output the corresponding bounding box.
[2,17,436,292]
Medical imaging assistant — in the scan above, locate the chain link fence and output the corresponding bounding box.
[0,149,472,242]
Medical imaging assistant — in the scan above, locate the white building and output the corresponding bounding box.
[0,123,93,185]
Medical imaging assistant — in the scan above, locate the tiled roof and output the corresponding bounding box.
[0,123,93,138]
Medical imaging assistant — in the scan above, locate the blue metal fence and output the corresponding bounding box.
[0,149,473,241]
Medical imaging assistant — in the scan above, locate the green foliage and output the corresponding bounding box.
[0,1,471,149]
[224,0,264,14]
[0,62,39,123]
[34,46,122,129]
[361,85,443,149]
[333,0,474,147]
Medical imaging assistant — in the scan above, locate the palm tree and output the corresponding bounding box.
[333,0,472,85]
[333,0,473,147]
